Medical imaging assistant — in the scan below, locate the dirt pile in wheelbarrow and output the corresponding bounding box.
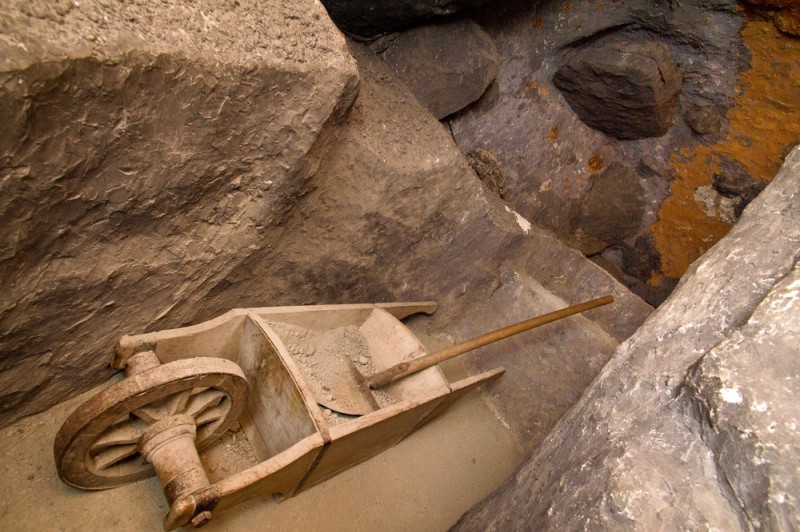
[264,320,395,424]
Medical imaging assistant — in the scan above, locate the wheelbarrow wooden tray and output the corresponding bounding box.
[113,302,503,514]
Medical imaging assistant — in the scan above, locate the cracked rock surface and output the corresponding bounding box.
[0,0,359,426]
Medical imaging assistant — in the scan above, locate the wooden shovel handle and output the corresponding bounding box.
[367,295,614,389]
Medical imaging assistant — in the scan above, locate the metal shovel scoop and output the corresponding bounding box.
[317,295,614,416]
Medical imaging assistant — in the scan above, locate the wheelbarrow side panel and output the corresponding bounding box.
[294,388,449,494]
[212,432,326,512]
[238,314,326,460]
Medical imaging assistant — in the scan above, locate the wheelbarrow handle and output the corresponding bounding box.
[366,295,615,389]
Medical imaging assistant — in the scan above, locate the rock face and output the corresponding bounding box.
[0,0,359,426]
[319,0,491,40]
[453,147,800,531]
[553,41,683,140]
[447,0,757,305]
[381,20,500,119]
[571,162,646,255]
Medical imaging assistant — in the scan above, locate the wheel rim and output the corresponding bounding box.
[54,357,248,490]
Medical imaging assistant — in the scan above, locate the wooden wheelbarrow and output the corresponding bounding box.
[54,297,611,530]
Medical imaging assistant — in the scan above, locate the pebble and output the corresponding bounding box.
[357,356,368,365]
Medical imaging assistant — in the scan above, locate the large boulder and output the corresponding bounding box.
[453,147,800,530]
[319,0,491,40]
[382,20,500,119]
[0,0,359,426]
[553,41,683,140]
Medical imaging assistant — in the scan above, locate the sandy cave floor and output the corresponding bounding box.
[0,365,522,532]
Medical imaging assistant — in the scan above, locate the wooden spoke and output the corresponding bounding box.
[131,404,163,424]
[195,403,227,426]
[185,389,226,418]
[94,444,140,470]
[90,418,149,453]
[166,388,193,415]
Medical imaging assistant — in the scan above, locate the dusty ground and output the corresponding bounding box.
[0,361,521,532]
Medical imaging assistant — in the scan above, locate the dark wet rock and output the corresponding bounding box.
[382,20,500,119]
[571,162,646,255]
[319,0,491,40]
[712,156,768,217]
[466,148,506,197]
[448,0,746,304]
[453,145,800,532]
[553,41,683,140]
[684,102,723,137]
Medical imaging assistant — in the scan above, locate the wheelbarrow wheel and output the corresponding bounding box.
[54,357,248,490]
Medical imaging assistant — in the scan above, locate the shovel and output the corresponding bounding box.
[317,295,614,416]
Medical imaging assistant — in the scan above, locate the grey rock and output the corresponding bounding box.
[382,20,500,119]
[0,0,360,426]
[453,147,800,530]
[553,41,683,140]
[319,0,491,40]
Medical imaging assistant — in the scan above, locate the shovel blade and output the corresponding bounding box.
[298,352,378,417]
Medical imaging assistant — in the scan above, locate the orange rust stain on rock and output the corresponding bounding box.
[651,19,800,279]
[588,153,604,172]
[548,127,559,140]
[647,272,664,288]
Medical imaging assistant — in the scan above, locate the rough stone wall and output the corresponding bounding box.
[0,0,359,426]
[453,147,800,530]
[446,0,800,305]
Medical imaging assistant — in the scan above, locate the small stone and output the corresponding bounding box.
[357,356,368,365]
[775,8,800,37]
[684,104,722,137]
